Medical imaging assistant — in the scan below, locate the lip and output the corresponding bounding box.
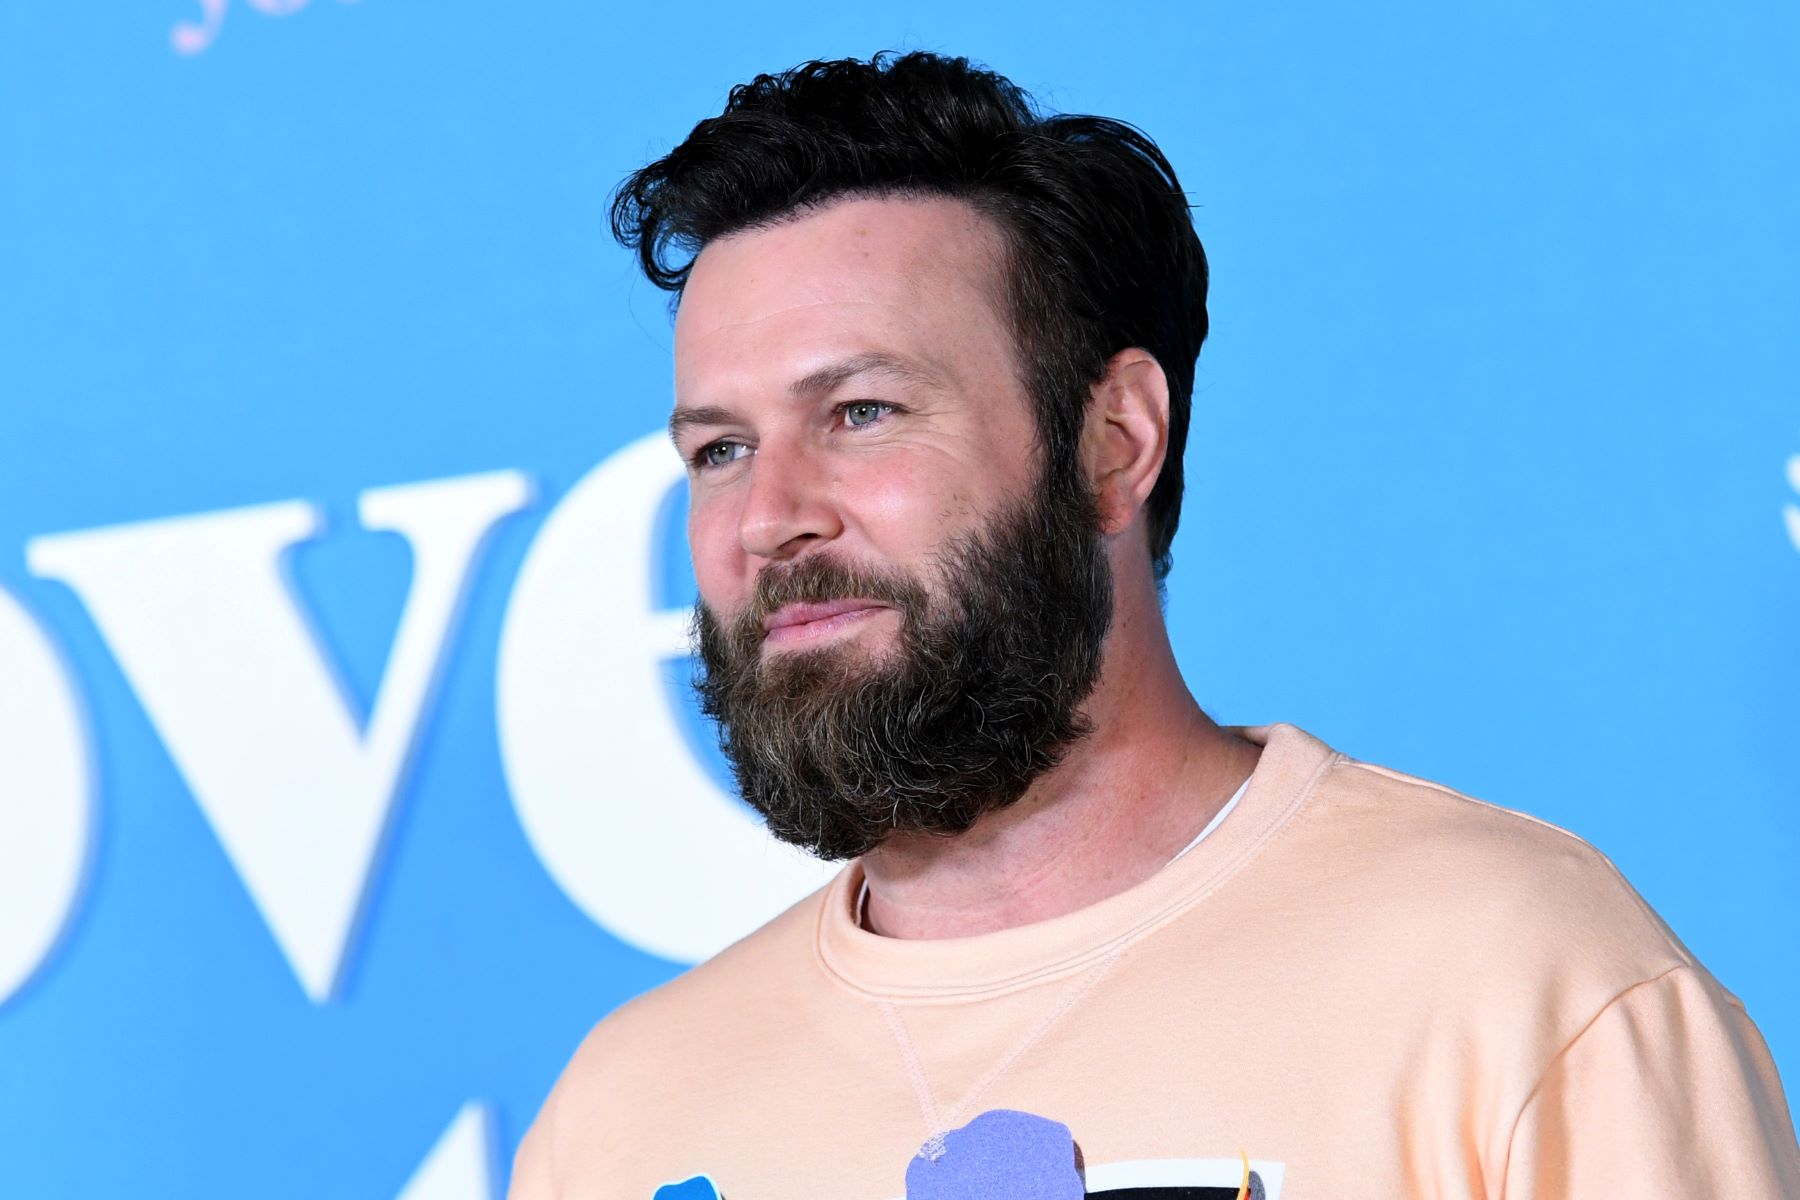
[761,599,893,644]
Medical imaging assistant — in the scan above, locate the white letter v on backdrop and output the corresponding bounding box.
[27,472,531,1002]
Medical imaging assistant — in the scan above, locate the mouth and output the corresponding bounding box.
[761,599,894,646]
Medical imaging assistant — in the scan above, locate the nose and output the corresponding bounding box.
[736,442,842,561]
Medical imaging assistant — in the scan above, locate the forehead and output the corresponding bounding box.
[673,194,1015,398]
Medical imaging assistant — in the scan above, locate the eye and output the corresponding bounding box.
[843,401,893,429]
[699,440,752,469]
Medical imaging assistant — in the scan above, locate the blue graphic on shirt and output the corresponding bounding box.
[904,1109,1083,1199]
[650,1110,1081,1199]
[648,1107,1262,1198]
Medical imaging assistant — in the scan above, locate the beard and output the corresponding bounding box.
[693,472,1113,861]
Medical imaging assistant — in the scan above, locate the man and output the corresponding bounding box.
[511,52,1800,1198]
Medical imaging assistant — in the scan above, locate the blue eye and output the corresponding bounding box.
[701,441,750,468]
[844,402,892,428]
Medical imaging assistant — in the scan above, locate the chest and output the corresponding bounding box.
[567,975,1502,1199]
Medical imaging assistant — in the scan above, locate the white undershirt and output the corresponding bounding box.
[1169,774,1250,864]
[854,775,1252,930]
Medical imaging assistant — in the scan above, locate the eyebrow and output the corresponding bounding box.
[667,404,737,442]
[788,350,944,399]
[668,351,943,442]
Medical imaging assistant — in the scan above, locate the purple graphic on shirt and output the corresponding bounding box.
[904,1109,1084,1200]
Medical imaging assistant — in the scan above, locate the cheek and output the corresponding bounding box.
[686,496,743,607]
[836,454,986,553]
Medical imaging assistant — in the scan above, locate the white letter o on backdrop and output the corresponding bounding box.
[0,585,94,1006]
[496,433,835,964]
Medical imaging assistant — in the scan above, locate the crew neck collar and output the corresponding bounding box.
[814,724,1338,1001]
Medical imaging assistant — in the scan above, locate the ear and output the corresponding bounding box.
[1081,348,1170,537]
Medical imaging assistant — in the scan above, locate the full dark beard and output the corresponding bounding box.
[693,476,1113,861]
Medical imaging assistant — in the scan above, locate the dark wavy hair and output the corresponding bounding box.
[610,51,1207,580]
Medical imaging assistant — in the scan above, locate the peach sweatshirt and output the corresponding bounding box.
[512,724,1800,1198]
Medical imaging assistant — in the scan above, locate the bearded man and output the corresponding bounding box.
[510,52,1800,1199]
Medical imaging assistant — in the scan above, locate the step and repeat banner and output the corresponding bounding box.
[2,2,1796,1195]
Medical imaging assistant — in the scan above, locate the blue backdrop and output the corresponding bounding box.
[1,3,1796,1195]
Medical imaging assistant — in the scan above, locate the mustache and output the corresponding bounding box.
[729,554,930,639]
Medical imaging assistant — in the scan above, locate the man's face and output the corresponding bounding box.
[671,195,1111,860]
[673,195,1045,657]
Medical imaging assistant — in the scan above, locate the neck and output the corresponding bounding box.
[857,575,1261,940]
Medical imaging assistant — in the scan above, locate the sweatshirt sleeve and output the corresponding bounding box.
[1502,965,1800,1198]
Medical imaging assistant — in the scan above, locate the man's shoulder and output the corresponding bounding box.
[1297,746,1697,978]
[514,879,843,1184]
[1316,748,1646,888]
[543,874,837,1097]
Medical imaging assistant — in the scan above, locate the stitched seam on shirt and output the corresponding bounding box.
[1493,964,1692,1199]
[878,942,1135,1153]
[878,998,945,1138]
